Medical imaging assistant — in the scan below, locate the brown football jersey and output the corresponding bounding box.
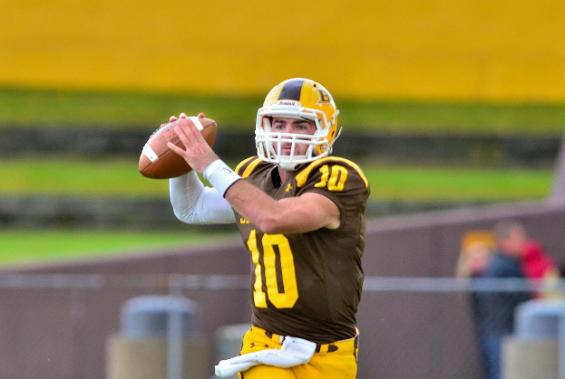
[233,156,370,343]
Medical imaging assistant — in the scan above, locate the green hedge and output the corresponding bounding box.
[2,87,565,134]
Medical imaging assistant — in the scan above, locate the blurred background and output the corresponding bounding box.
[1,0,564,378]
[1,0,563,264]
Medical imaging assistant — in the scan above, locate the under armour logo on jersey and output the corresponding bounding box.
[240,217,250,224]
[285,183,293,192]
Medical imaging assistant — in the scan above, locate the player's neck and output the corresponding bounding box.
[278,167,290,183]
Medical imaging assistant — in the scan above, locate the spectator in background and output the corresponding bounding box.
[489,221,558,297]
[473,221,533,379]
[459,224,559,379]
[456,231,497,379]
[456,230,496,280]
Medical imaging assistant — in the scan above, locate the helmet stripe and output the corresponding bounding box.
[278,79,304,101]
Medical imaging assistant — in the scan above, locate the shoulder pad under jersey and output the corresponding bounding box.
[234,156,264,178]
[295,156,369,188]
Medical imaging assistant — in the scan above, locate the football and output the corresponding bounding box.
[138,116,217,179]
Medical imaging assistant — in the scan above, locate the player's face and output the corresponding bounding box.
[503,228,527,257]
[467,243,492,273]
[271,117,316,156]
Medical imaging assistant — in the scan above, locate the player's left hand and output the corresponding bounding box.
[167,112,219,173]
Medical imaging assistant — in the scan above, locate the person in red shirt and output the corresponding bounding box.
[522,241,554,280]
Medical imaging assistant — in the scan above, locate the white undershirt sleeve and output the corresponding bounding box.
[169,171,236,224]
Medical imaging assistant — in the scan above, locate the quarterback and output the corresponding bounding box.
[167,78,369,378]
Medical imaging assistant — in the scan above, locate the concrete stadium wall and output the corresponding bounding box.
[1,241,251,379]
[2,200,565,378]
[2,0,565,101]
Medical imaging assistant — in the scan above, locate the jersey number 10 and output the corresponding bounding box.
[247,229,299,309]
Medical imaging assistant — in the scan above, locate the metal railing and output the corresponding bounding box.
[0,273,558,293]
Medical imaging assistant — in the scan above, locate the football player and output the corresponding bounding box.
[167,78,370,379]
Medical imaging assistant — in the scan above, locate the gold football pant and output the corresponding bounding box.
[238,325,358,379]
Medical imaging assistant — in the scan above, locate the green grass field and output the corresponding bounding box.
[0,159,553,202]
[0,229,237,267]
[2,87,565,134]
[2,158,552,265]
[2,158,550,266]
[1,86,560,265]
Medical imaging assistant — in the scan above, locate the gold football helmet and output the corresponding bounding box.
[255,78,341,170]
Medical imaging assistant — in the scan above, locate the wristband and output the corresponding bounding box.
[203,159,241,197]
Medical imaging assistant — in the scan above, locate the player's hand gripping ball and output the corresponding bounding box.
[138,115,217,179]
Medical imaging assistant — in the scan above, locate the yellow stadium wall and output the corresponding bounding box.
[2,0,564,101]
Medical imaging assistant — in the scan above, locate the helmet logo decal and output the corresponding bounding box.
[318,89,331,103]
